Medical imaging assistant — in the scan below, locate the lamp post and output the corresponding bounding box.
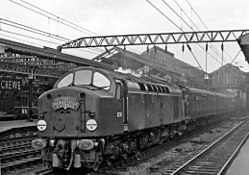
[27,69,34,122]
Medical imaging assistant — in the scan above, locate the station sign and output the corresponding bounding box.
[0,78,22,91]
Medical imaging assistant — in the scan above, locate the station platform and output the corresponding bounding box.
[0,119,37,133]
[226,136,249,175]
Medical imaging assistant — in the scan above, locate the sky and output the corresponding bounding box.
[1,0,249,73]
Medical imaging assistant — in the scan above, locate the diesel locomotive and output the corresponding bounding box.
[32,66,245,171]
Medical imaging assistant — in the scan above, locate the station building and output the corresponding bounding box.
[93,46,209,89]
[94,46,247,91]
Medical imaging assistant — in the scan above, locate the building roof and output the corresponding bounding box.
[0,37,113,70]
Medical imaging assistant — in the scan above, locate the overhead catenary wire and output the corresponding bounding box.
[0,19,101,55]
[163,0,228,67]
[0,29,99,56]
[148,0,245,85]
[158,0,237,71]
[171,0,224,63]
[22,0,97,36]
[0,26,102,55]
[185,0,233,64]
[187,44,204,72]
[172,0,198,31]
[19,0,98,36]
[184,0,244,84]
[146,0,205,71]
[185,1,244,81]
[230,50,242,65]
[146,0,182,31]
[0,29,60,45]
[13,0,144,56]
[8,0,96,36]
[161,0,194,31]
[8,0,104,54]
[185,0,209,30]
[0,32,44,47]
[0,18,69,41]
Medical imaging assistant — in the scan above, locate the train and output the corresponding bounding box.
[32,66,246,171]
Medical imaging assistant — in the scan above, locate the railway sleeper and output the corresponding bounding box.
[187,166,221,171]
[184,170,218,175]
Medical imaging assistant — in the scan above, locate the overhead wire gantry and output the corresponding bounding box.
[59,29,249,49]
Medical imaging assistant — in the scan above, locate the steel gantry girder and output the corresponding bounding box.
[59,29,249,49]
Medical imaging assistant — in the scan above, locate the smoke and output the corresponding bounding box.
[114,67,143,77]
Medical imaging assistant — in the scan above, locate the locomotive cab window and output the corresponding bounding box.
[57,70,111,90]
[58,73,73,88]
[74,70,110,90]
[75,70,92,85]
[93,72,111,90]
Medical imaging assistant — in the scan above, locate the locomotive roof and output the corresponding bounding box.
[59,66,237,98]
[107,68,181,95]
[67,66,181,95]
[189,87,236,98]
[68,66,168,85]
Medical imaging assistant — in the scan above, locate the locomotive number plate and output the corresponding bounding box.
[51,96,80,111]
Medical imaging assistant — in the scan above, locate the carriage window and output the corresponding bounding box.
[93,72,111,90]
[58,73,73,88]
[75,70,92,85]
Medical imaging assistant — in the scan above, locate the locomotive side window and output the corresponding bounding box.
[138,83,146,91]
[152,85,158,92]
[93,72,111,90]
[147,84,153,91]
[157,86,162,92]
[75,70,92,85]
[115,83,123,99]
[58,73,73,88]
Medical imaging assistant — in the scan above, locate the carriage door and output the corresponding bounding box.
[183,92,190,117]
[115,80,128,132]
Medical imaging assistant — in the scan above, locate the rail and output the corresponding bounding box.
[167,118,249,175]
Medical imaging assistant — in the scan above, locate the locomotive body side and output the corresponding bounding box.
[127,81,185,132]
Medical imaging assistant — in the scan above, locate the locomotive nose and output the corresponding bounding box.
[38,89,88,137]
[51,96,81,132]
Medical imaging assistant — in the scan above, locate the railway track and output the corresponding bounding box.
[94,119,247,175]
[0,126,46,175]
[163,118,249,175]
[36,118,247,175]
